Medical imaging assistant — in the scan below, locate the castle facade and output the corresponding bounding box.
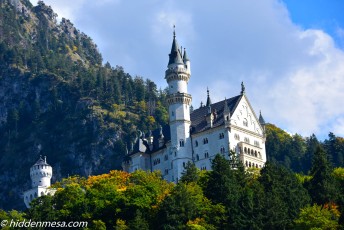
[123,31,267,182]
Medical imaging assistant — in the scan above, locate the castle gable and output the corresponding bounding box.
[231,95,263,135]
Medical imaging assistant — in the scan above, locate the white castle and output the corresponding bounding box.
[122,31,267,182]
[23,156,56,208]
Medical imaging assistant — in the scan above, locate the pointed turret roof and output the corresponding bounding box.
[168,29,183,66]
[206,88,212,107]
[259,111,266,125]
[33,155,50,166]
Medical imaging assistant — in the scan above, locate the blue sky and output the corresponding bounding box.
[29,0,344,139]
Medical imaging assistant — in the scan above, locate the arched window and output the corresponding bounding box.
[220,147,225,154]
[204,152,209,158]
[203,138,208,144]
[244,147,247,153]
[195,141,198,147]
[243,118,248,127]
[196,154,200,161]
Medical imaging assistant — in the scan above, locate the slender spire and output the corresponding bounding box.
[241,81,245,95]
[259,110,266,125]
[206,87,212,107]
[173,25,176,38]
[168,26,183,66]
[224,97,230,114]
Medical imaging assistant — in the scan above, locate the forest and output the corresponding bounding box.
[1,147,344,229]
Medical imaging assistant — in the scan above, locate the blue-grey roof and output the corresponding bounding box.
[168,35,183,66]
[33,156,50,166]
[259,111,266,124]
[128,125,171,155]
[190,95,242,133]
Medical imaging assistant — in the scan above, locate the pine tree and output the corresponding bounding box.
[306,145,338,205]
[180,161,199,184]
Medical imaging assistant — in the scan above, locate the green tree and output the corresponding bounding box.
[306,145,338,205]
[180,162,200,184]
[259,162,311,229]
[294,204,340,230]
[155,183,216,230]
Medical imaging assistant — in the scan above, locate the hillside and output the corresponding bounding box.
[0,0,168,210]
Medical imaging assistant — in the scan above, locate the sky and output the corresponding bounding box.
[29,0,344,140]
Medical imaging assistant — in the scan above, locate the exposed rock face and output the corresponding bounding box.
[0,0,125,210]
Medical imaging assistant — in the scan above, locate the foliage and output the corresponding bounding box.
[306,145,339,205]
[294,204,340,230]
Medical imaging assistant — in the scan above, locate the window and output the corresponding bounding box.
[196,154,200,161]
[165,169,169,175]
[244,137,250,144]
[234,133,240,140]
[153,158,161,166]
[172,111,174,116]
[220,147,225,154]
[180,140,184,147]
[201,166,207,170]
[243,118,248,127]
[204,152,209,158]
[203,138,208,144]
[219,133,224,139]
[254,140,260,147]
[183,162,186,168]
[195,140,198,147]
[164,155,168,161]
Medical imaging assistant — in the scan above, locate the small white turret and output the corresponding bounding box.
[23,156,56,208]
[30,156,53,188]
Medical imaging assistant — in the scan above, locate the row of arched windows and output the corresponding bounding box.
[30,172,51,177]
[242,147,262,159]
[194,133,226,147]
[245,161,262,168]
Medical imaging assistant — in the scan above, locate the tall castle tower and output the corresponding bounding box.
[23,156,56,208]
[166,30,192,181]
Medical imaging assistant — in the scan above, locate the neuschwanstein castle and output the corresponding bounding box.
[122,31,267,182]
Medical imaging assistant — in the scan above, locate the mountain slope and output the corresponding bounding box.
[0,0,168,210]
